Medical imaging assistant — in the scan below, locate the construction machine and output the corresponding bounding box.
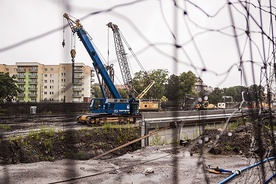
[195,96,217,110]
[136,81,161,111]
[63,13,139,124]
[107,22,161,111]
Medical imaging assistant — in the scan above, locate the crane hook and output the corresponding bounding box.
[70,49,76,59]
[62,39,65,47]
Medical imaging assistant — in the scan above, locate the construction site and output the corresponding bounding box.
[1,1,276,184]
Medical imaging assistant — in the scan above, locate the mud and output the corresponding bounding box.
[1,145,274,184]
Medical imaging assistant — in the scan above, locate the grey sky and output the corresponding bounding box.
[0,0,275,89]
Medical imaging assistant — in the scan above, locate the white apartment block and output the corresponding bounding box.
[0,62,95,103]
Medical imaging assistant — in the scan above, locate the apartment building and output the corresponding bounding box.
[0,62,95,103]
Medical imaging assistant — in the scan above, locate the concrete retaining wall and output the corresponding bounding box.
[142,120,226,147]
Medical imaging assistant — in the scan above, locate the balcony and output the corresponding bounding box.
[29,75,38,79]
[29,68,38,72]
[17,75,25,79]
[74,75,84,79]
[28,94,37,98]
[73,94,82,98]
[73,87,82,92]
[74,68,83,72]
[18,94,25,98]
[17,68,25,72]
[29,87,37,91]
[17,80,25,84]
[74,81,83,86]
[29,80,38,84]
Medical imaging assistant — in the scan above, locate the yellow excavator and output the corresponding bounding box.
[195,96,217,110]
[136,81,161,111]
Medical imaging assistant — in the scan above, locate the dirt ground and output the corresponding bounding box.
[0,121,276,183]
[1,145,275,184]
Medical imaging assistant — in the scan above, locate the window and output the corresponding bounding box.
[44,68,48,71]
[44,80,47,83]
[50,68,54,71]
[44,92,47,95]
[44,86,47,89]
[44,74,47,77]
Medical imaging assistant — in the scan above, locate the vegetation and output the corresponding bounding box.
[132,69,169,99]
[91,68,264,107]
[0,126,141,165]
[0,72,22,102]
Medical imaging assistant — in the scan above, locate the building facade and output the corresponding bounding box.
[0,62,95,103]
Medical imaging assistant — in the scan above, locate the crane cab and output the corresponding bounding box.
[90,98,133,115]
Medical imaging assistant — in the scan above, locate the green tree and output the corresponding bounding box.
[148,69,168,99]
[208,87,224,104]
[132,69,168,99]
[224,87,238,101]
[0,73,22,102]
[165,74,179,101]
[178,71,197,100]
[92,83,102,98]
[132,71,150,97]
[117,88,129,98]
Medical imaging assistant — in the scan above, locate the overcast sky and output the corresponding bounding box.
[0,0,275,89]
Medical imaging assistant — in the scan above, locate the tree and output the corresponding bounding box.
[132,69,168,99]
[91,83,102,98]
[149,69,169,99]
[0,73,22,102]
[178,71,197,99]
[117,88,129,98]
[165,74,179,101]
[132,71,150,97]
[208,87,224,104]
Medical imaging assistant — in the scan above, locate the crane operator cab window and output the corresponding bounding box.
[91,99,101,110]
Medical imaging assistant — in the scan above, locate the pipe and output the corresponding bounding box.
[218,157,275,184]
[92,126,171,160]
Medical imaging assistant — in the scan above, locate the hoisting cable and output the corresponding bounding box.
[70,32,76,87]
[119,30,146,72]
[62,17,66,47]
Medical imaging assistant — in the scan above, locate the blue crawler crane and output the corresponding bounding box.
[63,13,139,124]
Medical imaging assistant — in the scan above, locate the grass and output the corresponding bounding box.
[0,124,11,130]
[227,118,244,130]
[2,124,141,164]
